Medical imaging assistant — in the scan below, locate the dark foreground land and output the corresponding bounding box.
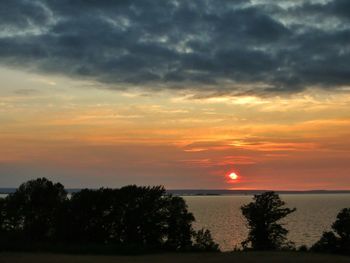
[0,252,350,263]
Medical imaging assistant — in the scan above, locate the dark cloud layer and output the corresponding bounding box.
[0,0,350,94]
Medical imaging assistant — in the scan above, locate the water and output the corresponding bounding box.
[184,194,350,251]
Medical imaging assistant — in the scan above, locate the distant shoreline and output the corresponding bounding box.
[1,188,350,196]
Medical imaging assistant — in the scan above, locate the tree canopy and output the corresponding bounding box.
[240,191,296,250]
[0,178,218,253]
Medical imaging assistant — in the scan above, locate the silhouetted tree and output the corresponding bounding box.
[192,229,219,252]
[0,178,67,244]
[0,178,218,253]
[0,197,6,241]
[117,185,168,247]
[312,231,338,253]
[67,185,172,248]
[67,188,119,244]
[333,208,350,249]
[312,208,350,254]
[240,191,296,250]
[164,196,195,250]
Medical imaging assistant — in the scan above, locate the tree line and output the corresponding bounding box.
[0,178,349,255]
[0,178,218,253]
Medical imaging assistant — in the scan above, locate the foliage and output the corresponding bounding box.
[240,191,296,250]
[312,231,338,253]
[192,229,219,252]
[0,178,67,244]
[0,178,219,253]
[312,208,350,254]
[164,196,195,250]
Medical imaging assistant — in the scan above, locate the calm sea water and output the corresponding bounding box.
[184,194,350,251]
[1,193,349,251]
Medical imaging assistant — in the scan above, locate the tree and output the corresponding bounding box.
[67,188,118,244]
[240,191,296,250]
[67,185,169,248]
[67,185,197,251]
[117,185,168,247]
[312,208,350,254]
[0,197,6,242]
[311,231,338,253]
[164,196,195,251]
[1,178,67,244]
[333,208,350,247]
[192,229,219,252]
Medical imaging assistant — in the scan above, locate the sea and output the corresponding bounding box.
[1,192,350,251]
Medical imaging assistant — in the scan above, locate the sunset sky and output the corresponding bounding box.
[1,0,350,189]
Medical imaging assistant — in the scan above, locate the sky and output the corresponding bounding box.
[1,0,350,190]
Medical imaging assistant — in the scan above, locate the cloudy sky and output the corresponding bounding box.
[1,0,350,189]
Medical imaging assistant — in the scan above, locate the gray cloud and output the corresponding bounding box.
[0,0,349,95]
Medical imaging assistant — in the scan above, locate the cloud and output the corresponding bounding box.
[0,0,349,95]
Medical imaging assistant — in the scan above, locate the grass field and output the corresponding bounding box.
[0,252,349,263]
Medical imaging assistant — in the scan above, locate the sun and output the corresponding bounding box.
[229,172,238,180]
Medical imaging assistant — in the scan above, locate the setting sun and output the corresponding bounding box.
[229,172,238,180]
